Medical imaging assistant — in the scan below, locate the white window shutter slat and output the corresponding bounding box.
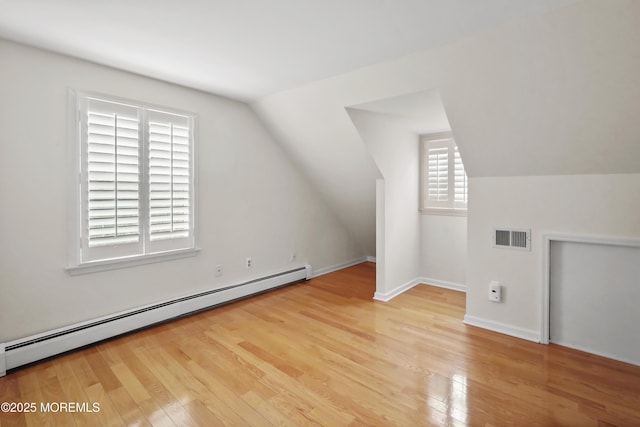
[148,111,191,243]
[86,100,140,249]
[427,147,449,203]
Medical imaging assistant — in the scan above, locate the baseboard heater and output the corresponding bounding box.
[0,265,312,376]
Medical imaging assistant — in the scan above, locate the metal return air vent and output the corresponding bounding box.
[493,228,531,251]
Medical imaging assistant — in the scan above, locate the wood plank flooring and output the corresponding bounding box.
[1,262,639,426]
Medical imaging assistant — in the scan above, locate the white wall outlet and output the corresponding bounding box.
[489,281,502,302]
[290,252,296,262]
[246,257,252,269]
[215,265,223,277]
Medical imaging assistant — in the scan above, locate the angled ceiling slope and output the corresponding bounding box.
[0,0,581,101]
[349,89,451,136]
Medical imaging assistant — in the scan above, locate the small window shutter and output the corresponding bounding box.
[86,98,141,248]
[428,146,449,203]
[148,110,192,242]
[421,137,467,211]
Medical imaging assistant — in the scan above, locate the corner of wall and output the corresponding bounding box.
[419,277,466,293]
[463,314,541,343]
[311,257,368,278]
[373,277,421,302]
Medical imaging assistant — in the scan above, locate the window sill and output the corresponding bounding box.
[420,208,467,217]
[67,248,200,276]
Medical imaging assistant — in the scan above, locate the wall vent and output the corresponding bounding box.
[493,228,531,251]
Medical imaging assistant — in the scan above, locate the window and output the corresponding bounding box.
[420,135,468,214]
[68,91,197,273]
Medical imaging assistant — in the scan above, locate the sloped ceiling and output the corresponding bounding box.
[0,0,579,101]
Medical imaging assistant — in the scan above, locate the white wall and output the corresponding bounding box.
[421,214,466,288]
[347,110,420,295]
[0,40,363,342]
[467,174,640,338]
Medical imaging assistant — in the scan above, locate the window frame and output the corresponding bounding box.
[420,134,468,216]
[67,90,198,275]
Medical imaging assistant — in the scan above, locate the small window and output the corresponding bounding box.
[420,135,468,214]
[68,91,197,273]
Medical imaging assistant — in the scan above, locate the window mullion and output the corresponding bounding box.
[170,123,174,233]
[447,142,455,209]
[140,108,150,254]
[114,113,119,238]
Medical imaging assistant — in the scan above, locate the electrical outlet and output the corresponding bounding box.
[215,265,223,277]
[291,252,296,262]
[246,257,252,269]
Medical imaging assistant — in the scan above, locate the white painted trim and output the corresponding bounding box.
[67,88,81,271]
[366,256,376,263]
[464,315,541,343]
[375,179,386,300]
[419,277,466,292]
[551,342,639,367]
[541,232,640,345]
[420,208,467,217]
[373,277,466,302]
[66,248,200,275]
[311,257,368,278]
[0,344,6,377]
[543,232,640,248]
[542,235,552,344]
[373,278,421,302]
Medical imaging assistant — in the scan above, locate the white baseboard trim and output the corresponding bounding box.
[0,344,5,377]
[373,278,421,302]
[366,256,376,263]
[419,277,466,293]
[374,276,465,302]
[549,341,639,366]
[311,257,368,278]
[463,315,541,343]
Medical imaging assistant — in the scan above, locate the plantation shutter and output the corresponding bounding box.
[85,98,141,249]
[421,137,467,211]
[74,92,196,268]
[428,146,449,203]
[148,110,192,243]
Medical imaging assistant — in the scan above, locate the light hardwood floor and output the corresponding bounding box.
[1,262,639,426]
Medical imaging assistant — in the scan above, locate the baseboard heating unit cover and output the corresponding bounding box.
[1,265,312,375]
